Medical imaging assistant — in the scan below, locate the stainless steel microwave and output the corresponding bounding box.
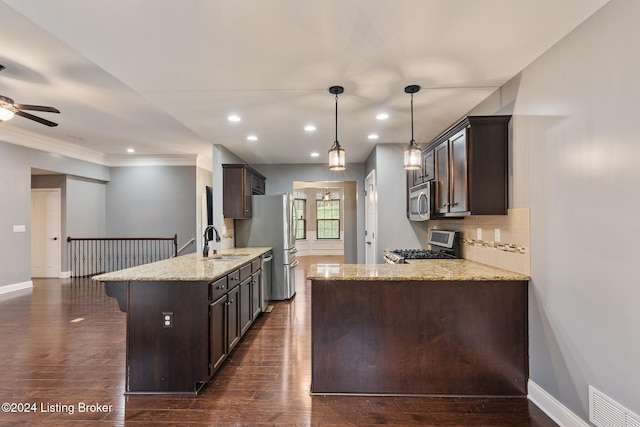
[408,181,434,221]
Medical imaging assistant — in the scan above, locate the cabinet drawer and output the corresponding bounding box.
[251,258,261,273]
[239,263,252,281]
[209,276,229,302]
[227,269,241,288]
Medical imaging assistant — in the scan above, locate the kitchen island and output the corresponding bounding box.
[308,259,530,396]
[93,247,271,395]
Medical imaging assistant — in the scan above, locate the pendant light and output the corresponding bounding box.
[403,85,422,170]
[328,86,346,171]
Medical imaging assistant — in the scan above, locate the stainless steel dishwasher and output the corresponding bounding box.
[261,251,273,312]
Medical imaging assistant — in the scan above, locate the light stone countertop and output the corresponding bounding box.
[307,259,530,282]
[92,247,272,282]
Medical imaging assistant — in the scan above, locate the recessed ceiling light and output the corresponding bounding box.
[247,135,258,141]
[368,134,379,140]
[304,125,316,132]
[127,148,135,153]
[310,152,320,158]
[227,114,241,122]
[376,113,389,120]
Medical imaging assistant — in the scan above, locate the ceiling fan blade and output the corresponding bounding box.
[14,103,60,113]
[14,110,59,127]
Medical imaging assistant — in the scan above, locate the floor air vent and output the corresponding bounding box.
[590,386,640,427]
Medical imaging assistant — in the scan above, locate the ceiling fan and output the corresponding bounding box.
[0,64,60,127]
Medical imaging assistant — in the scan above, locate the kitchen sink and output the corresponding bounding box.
[206,254,248,261]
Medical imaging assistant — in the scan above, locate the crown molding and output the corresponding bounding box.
[0,124,107,164]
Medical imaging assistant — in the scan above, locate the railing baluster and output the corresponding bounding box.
[65,236,179,277]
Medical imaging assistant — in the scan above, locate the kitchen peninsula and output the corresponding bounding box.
[93,247,271,395]
[308,259,530,396]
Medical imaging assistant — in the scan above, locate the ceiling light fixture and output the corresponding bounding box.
[0,106,14,121]
[227,114,241,122]
[403,85,422,171]
[310,152,320,158]
[247,135,258,141]
[304,125,316,132]
[368,133,379,140]
[376,113,389,120]
[328,86,346,171]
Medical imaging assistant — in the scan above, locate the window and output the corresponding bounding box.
[293,199,306,239]
[316,199,340,239]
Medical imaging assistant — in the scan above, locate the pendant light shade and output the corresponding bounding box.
[328,86,346,171]
[403,85,422,171]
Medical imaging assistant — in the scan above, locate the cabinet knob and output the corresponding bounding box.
[217,285,225,290]
[442,202,450,207]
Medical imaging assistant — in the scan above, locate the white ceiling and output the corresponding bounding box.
[0,0,609,167]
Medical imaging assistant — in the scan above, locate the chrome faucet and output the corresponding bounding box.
[203,225,221,257]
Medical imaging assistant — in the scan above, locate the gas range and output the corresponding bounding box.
[383,230,460,264]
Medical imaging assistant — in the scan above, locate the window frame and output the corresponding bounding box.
[294,198,306,240]
[316,199,340,240]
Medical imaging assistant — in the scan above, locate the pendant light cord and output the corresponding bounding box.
[410,93,415,143]
[335,94,339,143]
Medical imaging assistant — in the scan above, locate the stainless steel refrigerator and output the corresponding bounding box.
[235,194,298,300]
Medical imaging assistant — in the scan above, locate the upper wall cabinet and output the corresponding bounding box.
[223,164,266,219]
[426,115,511,217]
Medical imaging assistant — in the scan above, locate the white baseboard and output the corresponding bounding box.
[0,280,34,296]
[59,271,71,279]
[528,380,589,427]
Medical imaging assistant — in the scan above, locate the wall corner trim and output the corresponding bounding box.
[528,380,589,427]
[0,281,34,296]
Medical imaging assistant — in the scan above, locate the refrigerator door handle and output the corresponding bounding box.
[290,259,299,268]
[289,247,298,254]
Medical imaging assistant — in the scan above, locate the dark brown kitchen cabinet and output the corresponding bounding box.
[239,276,252,336]
[251,270,262,320]
[408,149,435,187]
[103,253,268,395]
[431,115,511,217]
[222,164,266,219]
[209,293,227,376]
[226,285,241,353]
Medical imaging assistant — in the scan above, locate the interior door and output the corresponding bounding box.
[31,189,61,278]
[364,170,378,264]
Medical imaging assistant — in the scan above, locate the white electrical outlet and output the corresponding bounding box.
[13,225,26,233]
[476,228,482,240]
[494,228,501,242]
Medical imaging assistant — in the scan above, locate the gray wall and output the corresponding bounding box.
[252,163,366,264]
[469,0,639,419]
[0,141,110,289]
[365,144,430,263]
[105,166,197,250]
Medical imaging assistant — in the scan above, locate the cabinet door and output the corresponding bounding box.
[434,140,450,214]
[423,150,435,181]
[449,129,468,213]
[223,167,246,218]
[239,277,252,336]
[227,286,241,352]
[251,271,262,319]
[209,295,227,376]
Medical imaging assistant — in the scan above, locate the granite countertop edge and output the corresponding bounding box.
[307,259,530,282]
[92,247,272,282]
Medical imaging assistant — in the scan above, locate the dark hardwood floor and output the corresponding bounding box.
[0,255,558,426]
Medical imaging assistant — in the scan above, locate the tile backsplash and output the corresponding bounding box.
[428,208,531,276]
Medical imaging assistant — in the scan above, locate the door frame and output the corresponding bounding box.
[364,170,378,264]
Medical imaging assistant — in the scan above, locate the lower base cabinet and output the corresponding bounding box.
[103,255,266,395]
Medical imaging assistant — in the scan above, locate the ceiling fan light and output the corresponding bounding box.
[403,140,422,170]
[328,141,346,171]
[0,107,14,121]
